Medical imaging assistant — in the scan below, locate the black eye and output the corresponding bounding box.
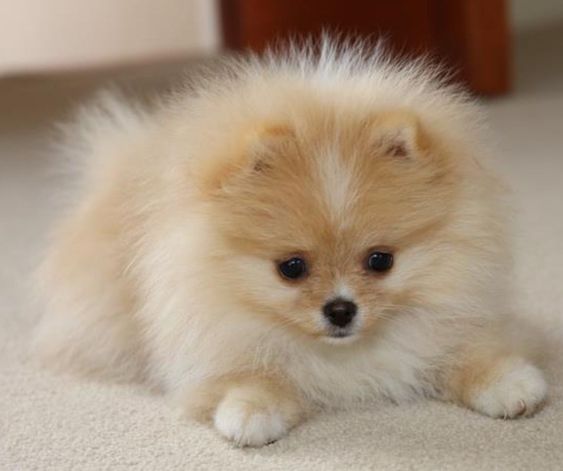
[278,257,307,280]
[366,251,394,273]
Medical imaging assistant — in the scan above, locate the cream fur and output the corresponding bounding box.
[32,40,547,447]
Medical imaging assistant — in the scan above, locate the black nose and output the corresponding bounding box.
[323,298,357,327]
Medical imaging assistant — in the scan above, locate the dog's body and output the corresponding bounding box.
[33,43,547,446]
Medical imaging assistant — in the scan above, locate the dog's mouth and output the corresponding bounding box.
[329,328,352,338]
[322,326,358,344]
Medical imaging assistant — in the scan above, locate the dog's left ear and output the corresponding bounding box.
[244,125,295,173]
[369,110,428,159]
[198,124,294,195]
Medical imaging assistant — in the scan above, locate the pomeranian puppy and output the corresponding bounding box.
[33,41,547,446]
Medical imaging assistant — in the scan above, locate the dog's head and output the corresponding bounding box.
[193,100,480,344]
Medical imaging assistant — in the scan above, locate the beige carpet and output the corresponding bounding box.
[1,34,563,469]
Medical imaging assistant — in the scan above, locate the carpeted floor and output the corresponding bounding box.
[1,29,562,470]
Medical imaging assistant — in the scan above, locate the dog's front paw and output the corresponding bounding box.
[214,398,288,447]
[213,381,303,447]
[470,359,547,419]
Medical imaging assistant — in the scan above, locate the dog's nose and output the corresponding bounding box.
[323,298,357,327]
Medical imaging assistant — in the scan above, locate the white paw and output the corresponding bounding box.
[471,360,547,419]
[213,397,289,447]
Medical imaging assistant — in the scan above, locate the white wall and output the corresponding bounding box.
[0,0,220,76]
[3,0,561,77]
[511,0,563,32]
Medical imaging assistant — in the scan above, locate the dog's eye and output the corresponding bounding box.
[366,251,394,273]
[278,257,307,280]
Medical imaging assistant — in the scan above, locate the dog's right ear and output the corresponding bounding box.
[367,110,429,160]
[196,124,295,194]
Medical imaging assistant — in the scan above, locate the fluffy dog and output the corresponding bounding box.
[33,42,547,446]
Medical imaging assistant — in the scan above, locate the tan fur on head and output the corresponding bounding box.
[32,39,547,446]
[201,101,465,342]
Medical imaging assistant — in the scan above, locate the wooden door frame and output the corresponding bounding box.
[219,0,510,95]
